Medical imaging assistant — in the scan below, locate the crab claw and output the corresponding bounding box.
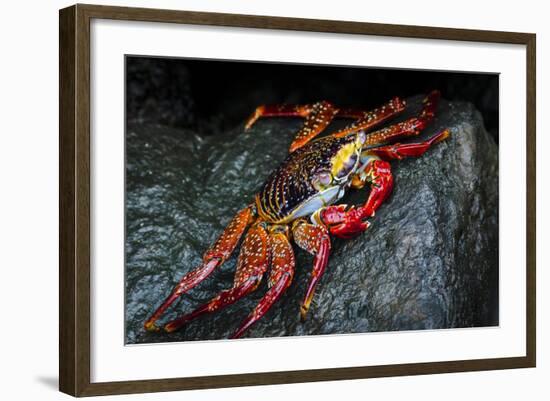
[312,204,371,239]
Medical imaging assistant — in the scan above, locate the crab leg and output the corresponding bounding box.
[164,225,270,333]
[244,101,338,152]
[292,221,331,320]
[360,90,440,146]
[332,97,406,138]
[245,104,313,130]
[369,129,450,160]
[244,103,363,131]
[247,97,407,153]
[230,231,296,339]
[288,101,339,152]
[144,206,253,332]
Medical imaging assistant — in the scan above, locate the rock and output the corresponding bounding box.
[125,96,499,344]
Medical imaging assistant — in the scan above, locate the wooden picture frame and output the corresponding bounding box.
[59,3,536,397]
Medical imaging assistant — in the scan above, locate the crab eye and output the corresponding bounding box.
[336,153,358,179]
[357,130,366,145]
[311,171,332,190]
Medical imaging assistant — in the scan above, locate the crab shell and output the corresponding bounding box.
[255,131,367,224]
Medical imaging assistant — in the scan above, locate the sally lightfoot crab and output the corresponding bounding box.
[144,90,450,339]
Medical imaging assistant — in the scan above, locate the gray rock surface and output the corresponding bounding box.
[125,96,498,344]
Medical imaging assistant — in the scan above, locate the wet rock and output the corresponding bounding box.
[125,96,498,344]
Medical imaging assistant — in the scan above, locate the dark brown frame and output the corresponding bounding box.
[59,3,536,397]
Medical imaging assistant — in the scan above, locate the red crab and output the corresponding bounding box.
[144,90,450,338]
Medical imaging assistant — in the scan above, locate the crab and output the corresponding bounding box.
[144,90,450,339]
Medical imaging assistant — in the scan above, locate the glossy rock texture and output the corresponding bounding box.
[124,93,498,344]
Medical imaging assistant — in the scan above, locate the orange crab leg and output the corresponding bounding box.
[247,101,339,153]
[230,231,295,339]
[164,225,270,333]
[292,221,332,320]
[247,97,407,153]
[360,90,440,146]
[244,102,363,131]
[144,206,254,332]
[288,101,339,152]
[369,129,450,160]
[164,278,259,333]
[332,97,406,138]
[245,104,313,130]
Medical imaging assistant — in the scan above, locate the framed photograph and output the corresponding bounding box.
[59,4,536,397]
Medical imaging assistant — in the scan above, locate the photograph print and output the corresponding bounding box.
[124,56,499,344]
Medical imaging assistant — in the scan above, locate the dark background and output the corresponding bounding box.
[126,56,499,142]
